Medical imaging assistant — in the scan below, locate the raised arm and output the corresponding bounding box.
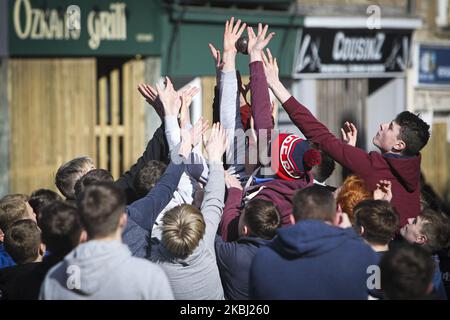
[219,171,244,242]
[262,49,373,175]
[201,123,228,248]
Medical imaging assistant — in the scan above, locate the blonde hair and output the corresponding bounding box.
[162,204,206,258]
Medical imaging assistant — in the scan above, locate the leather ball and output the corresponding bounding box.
[235,36,249,55]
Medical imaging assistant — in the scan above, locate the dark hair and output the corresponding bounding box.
[4,220,41,265]
[134,160,167,199]
[29,189,62,219]
[0,197,29,232]
[310,146,335,183]
[380,243,434,300]
[76,182,125,239]
[419,208,450,252]
[354,200,400,246]
[39,201,82,256]
[243,199,281,240]
[395,111,430,156]
[293,185,336,222]
[55,156,94,200]
[74,169,114,199]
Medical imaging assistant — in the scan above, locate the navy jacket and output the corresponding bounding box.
[249,220,378,300]
[122,161,185,258]
[215,236,269,300]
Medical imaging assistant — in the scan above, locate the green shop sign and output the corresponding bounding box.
[5,0,162,56]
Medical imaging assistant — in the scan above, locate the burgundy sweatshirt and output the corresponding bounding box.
[282,96,421,226]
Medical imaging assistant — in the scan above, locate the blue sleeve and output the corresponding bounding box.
[126,161,186,231]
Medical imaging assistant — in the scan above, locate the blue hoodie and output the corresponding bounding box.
[249,220,378,300]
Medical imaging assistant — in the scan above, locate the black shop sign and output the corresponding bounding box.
[293,28,413,78]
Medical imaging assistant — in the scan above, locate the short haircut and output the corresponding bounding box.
[4,220,41,265]
[1,194,29,203]
[336,175,372,224]
[419,208,450,253]
[161,204,205,258]
[243,199,281,240]
[76,182,125,239]
[310,145,335,183]
[39,201,82,256]
[29,189,62,219]
[74,169,114,199]
[395,111,430,156]
[0,197,29,232]
[293,185,336,222]
[354,200,400,246]
[134,160,167,199]
[380,243,434,300]
[55,156,94,200]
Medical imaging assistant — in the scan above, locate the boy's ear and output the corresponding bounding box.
[416,234,427,245]
[79,230,88,244]
[393,140,406,153]
[39,243,46,257]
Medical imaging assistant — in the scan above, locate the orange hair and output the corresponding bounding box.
[336,175,372,224]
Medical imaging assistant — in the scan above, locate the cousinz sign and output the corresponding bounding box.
[7,0,161,56]
[293,28,413,78]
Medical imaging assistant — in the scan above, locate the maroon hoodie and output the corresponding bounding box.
[282,96,421,226]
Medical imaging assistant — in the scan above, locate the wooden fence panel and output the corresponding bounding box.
[9,59,96,194]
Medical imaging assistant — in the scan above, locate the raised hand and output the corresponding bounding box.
[261,48,280,87]
[373,180,393,202]
[156,77,180,117]
[208,43,225,75]
[179,86,200,129]
[204,123,229,163]
[247,23,275,62]
[137,84,164,119]
[224,171,243,190]
[223,17,246,54]
[341,122,358,147]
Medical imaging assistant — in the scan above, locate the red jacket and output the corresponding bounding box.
[282,96,421,226]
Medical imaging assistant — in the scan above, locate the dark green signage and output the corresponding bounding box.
[7,0,162,56]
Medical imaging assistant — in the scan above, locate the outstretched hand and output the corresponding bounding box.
[208,43,225,75]
[341,122,358,147]
[247,23,275,62]
[223,17,246,54]
[138,84,164,119]
[261,48,279,86]
[225,171,243,190]
[179,86,200,129]
[204,123,229,163]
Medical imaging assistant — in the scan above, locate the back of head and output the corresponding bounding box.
[419,208,450,253]
[0,197,30,233]
[354,200,400,246]
[39,200,82,256]
[243,199,281,240]
[4,220,41,265]
[55,156,94,200]
[161,204,205,258]
[29,189,62,219]
[134,160,167,199]
[310,146,336,183]
[293,185,336,222]
[380,243,434,300]
[76,182,125,239]
[74,169,114,200]
[395,111,430,156]
[336,175,372,224]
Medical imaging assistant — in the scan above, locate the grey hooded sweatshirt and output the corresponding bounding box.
[39,240,174,300]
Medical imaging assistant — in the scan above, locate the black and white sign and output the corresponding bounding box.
[293,28,413,78]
